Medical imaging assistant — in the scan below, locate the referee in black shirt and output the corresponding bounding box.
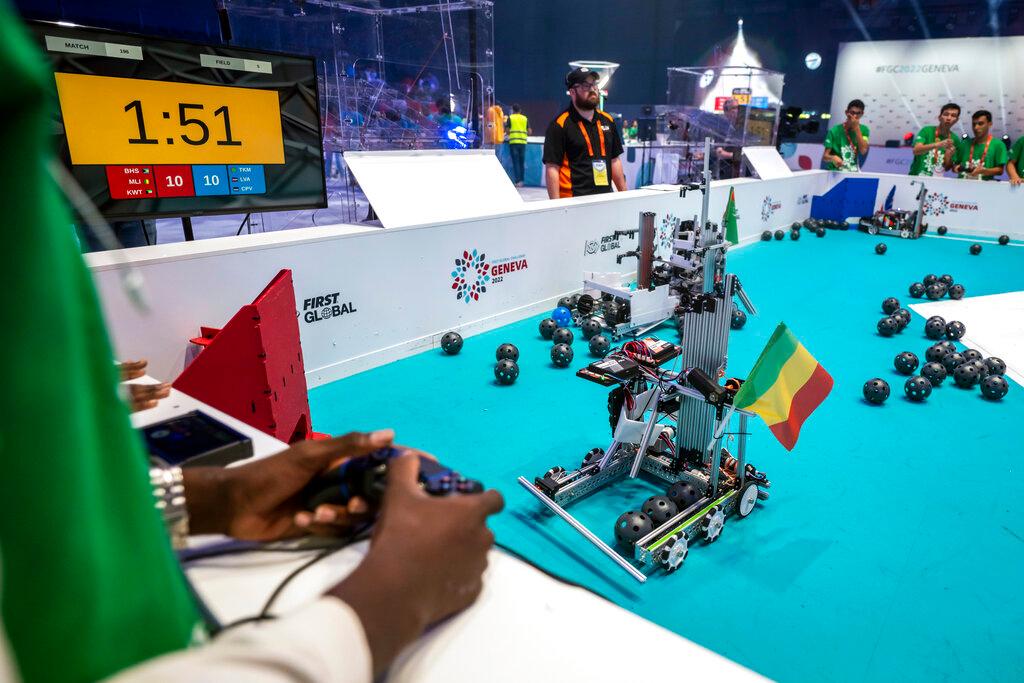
[542,67,626,199]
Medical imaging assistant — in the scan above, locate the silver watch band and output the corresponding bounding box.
[150,465,189,549]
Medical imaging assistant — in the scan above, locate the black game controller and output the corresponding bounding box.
[304,446,484,510]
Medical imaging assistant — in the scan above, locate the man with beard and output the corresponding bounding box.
[543,67,626,199]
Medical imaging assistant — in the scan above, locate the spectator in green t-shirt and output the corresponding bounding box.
[909,103,961,176]
[1007,135,1024,186]
[823,99,869,172]
[952,110,1008,180]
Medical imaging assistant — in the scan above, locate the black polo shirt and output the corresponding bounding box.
[542,106,624,198]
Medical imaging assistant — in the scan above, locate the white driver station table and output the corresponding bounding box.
[129,379,766,682]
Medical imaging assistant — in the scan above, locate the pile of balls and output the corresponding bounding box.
[906,273,966,301]
[438,297,621,386]
[759,218,846,242]
[864,315,1009,403]
[875,296,914,338]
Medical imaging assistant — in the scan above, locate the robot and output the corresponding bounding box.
[519,141,766,582]
[857,179,929,239]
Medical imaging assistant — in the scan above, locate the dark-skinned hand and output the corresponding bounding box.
[328,453,504,676]
[183,429,394,541]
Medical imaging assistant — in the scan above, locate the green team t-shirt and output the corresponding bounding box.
[824,123,870,172]
[1009,136,1024,174]
[955,136,1009,180]
[909,125,960,176]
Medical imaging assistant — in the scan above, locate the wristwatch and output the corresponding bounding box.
[150,465,190,549]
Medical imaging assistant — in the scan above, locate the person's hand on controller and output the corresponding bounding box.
[183,430,394,540]
[328,452,504,676]
[128,382,170,412]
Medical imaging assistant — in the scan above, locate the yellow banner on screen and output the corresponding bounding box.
[54,73,285,165]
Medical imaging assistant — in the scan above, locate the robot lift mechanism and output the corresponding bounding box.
[518,139,766,583]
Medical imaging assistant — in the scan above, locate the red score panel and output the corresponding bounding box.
[105,165,154,199]
[154,165,196,198]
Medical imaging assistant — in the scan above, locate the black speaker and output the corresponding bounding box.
[637,118,656,142]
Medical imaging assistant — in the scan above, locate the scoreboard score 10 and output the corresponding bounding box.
[56,73,282,201]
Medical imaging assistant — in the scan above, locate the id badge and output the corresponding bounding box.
[592,160,609,186]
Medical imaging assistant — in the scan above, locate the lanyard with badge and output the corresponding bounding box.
[842,126,859,170]
[577,118,609,186]
[968,136,992,171]
[931,130,950,169]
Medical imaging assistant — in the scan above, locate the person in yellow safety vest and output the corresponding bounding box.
[507,104,532,187]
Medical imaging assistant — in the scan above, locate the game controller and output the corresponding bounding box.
[304,446,483,510]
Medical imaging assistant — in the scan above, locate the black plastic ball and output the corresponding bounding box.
[923,274,938,286]
[894,351,920,375]
[948,284,966,300]
[666,481,701,510]
[551,343,574,368]
[953,362,981,388]
[945,320,966,340]
[969,243,982,255]
[998,234,1010,246]
[552,327,574,346]
[614,510,654,547]
[731,309,747,330]
[925,343,951,364]
[924,319,947,340]
[937,226,948,235]
[792,222,802,230]
[863,378,890,404]
[921,362,947,386]
[980,375,1009,400]
[983,357,1006,376]
[440,331,463,355]
[774,229,785,240]
[642,496,679,525]
[925,283,946,300]
[909,282,926,298]
[539,318,557,340]
[761,230,772,241]
[588,334,611,357]
[893,308,911,326]
[928,315,946,326]
[576,294,596,315]
[938,274,954,287]
[557,296,573,310]
[875,243,887,255]
[790,229,801,241]
[816,227,826,237]
[494,359,519,384]
[882,297,901,315]
[877,317,899,337]
[496,343,519,362]
[581,317,603,339]
[569,294,581,309]
[904,376,932,402]
[967,359,989,379]
[941,352,966,372]
[961,349,982,363]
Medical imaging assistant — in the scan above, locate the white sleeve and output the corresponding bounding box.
[106,597,372,683]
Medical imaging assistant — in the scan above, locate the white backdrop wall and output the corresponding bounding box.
[831,36,1024,144]
[88,173,826,386]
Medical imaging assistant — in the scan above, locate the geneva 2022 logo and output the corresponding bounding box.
[451,249,491,303]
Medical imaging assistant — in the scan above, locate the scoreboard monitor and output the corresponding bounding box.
[32,21,327,219]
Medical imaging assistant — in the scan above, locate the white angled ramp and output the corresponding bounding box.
[909,291,1024,387]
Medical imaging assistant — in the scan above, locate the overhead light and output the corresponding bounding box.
[805,52,822,70]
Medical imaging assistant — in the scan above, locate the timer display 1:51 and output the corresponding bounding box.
[54,72,285,165]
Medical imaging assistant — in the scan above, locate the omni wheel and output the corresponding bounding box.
[662,535,689,571]
[702,506,726,543]
[868,225,879,235]
[737,482,758,518]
